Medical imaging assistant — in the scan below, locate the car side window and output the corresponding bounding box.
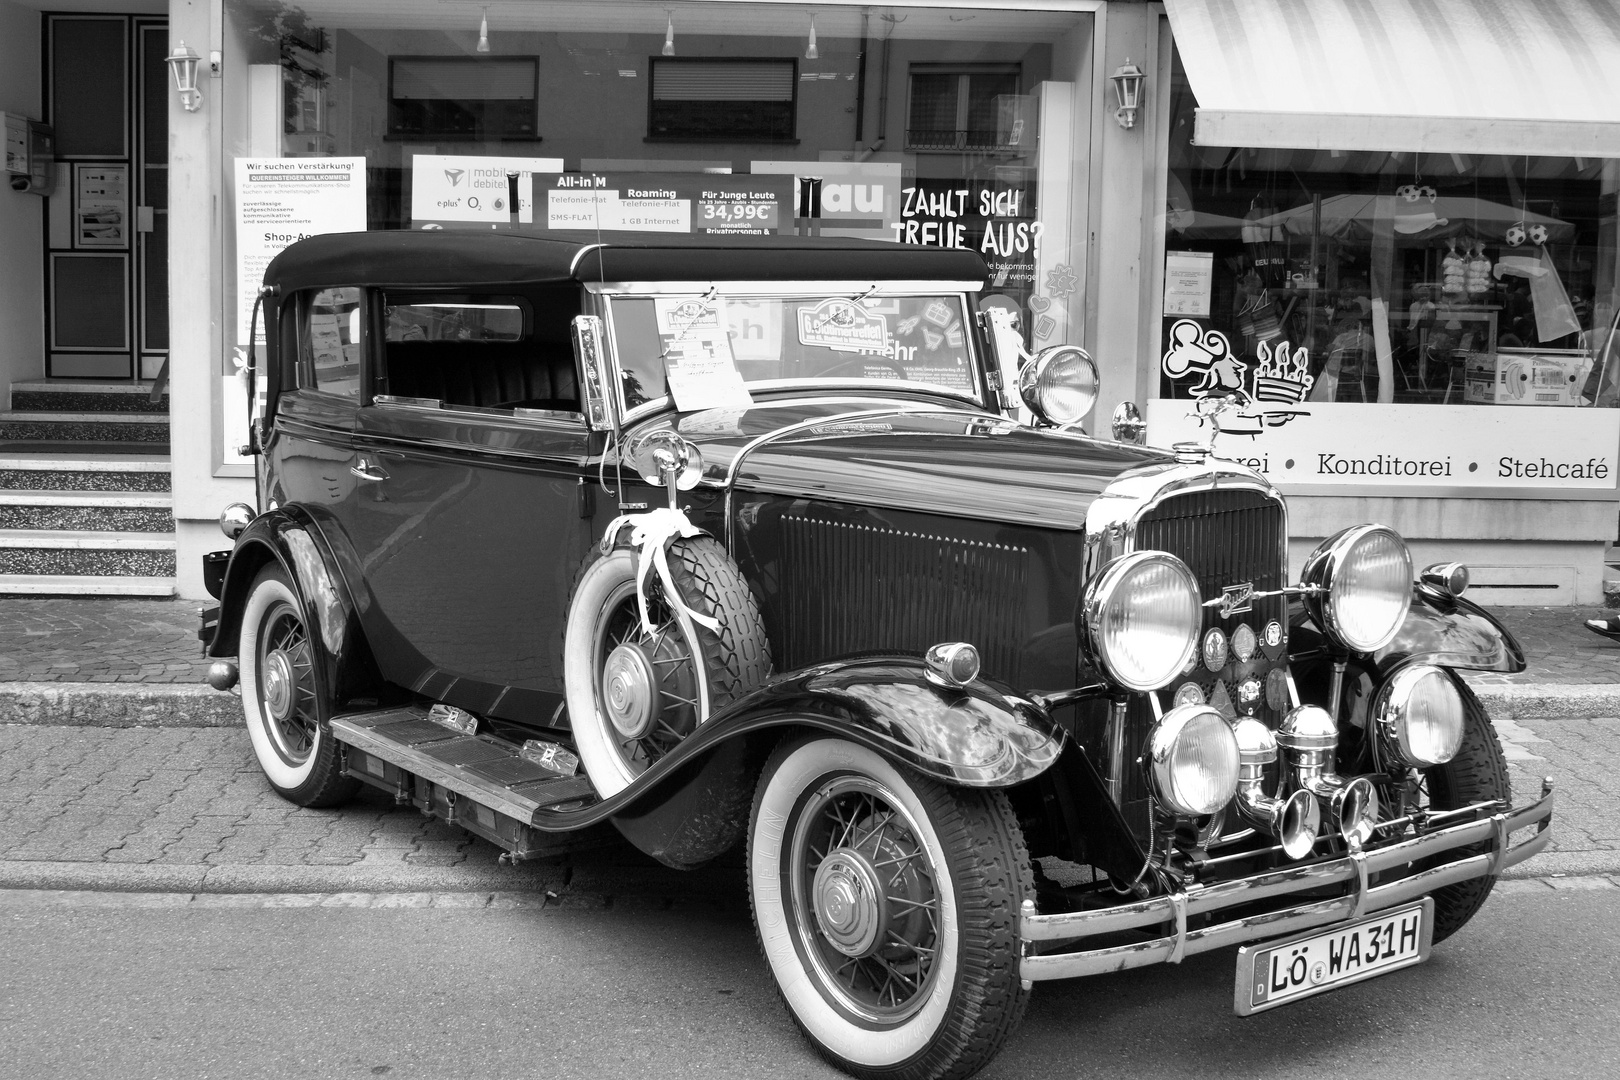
[299,287,364,400]
[378,289,581,414]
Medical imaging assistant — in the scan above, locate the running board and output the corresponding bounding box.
[332,707,600,862]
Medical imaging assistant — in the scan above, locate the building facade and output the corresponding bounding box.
[3,0,1617,603]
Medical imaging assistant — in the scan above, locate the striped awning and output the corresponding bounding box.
[1164,0,1620,157]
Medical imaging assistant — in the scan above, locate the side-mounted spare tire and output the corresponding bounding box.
[564,532,772,801]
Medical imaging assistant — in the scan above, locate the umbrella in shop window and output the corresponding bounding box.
[1254,193,1573,244]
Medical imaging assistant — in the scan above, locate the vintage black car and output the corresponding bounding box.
[201,230,1553,1080]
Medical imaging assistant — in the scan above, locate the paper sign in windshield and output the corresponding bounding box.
[655,298,753,411]
[797,298,889,353]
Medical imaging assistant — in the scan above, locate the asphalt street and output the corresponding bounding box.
[1,879,1614,1080]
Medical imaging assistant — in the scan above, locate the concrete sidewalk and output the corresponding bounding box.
[1,597,1618,893]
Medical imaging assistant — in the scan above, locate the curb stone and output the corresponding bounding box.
[0,681,240,727]
[5,680,1620,729]
[1469,682,1620,721]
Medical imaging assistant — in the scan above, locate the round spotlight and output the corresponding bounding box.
[1373,664,1466,768]
[1018,345,1099,427]
[1148,703,1241,817]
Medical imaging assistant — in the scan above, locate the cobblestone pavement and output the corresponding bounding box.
[0,599,209,683]
[0,718,1612,884]
[4,597,1620,686]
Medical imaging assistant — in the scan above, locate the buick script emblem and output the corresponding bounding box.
[1219,582,1255,618]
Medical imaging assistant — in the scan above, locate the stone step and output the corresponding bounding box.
[0,490,174,533]
[8,381,169,414]
[0,572,176,598]
[0,454,171,493]
[0,411,169,449]
[0,529,177,577]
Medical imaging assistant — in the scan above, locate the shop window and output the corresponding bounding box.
[1159,50,1618,413]
[648,58,797,143]
[299,287,363,399]
[905,65,1020,152]
[387,57,539,141]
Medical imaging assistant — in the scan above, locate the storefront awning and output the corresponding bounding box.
[1164,0,1620,157]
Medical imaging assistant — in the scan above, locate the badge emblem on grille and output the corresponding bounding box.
[1219,582,1255,617]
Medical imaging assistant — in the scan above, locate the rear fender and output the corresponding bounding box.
[1372,587,1527,676]
[208,508,381,706]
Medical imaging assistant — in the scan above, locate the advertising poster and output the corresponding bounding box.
[750,160,901,240]
[411,171,795,236]
[230,157,366,463]
[408,154,564,228]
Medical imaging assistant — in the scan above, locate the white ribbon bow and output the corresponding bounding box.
[600,507,721,637]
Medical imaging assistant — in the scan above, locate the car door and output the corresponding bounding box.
[343,287,595,724]
[267,286,365,538]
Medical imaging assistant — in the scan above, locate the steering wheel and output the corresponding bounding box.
[816,356,910,380]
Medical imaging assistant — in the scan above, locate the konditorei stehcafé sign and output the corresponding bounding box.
[1145,320,1619,492]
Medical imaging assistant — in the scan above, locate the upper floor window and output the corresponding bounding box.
[906,65,1020,152]
[648,58,797,142]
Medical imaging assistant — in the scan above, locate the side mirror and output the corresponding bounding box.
[624,427,704,508]
[1111,401,1146,444]
[571,314,615,430]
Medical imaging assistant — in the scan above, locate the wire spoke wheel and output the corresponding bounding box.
[750,737,1032,1080]
[258,603,319,767]
[790,777,942,1022]
[593,578,703,777]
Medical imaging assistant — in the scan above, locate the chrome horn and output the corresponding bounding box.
[1231,718,1321,859]
[1276,706,1379,845]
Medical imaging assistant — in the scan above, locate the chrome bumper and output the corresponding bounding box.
[1020,780,1554,982]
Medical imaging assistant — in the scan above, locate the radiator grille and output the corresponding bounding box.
[1118,488,1289,806]
[778,515,1030,680]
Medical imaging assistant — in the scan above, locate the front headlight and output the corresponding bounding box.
[1083,551,1201,691]
[1019,345,1099,426]
[1373,664,1465,767]
[1149,703,1241,816]
[1301,524,1413,652]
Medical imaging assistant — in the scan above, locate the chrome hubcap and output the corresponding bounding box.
[263,649,295,722]
[602,643,659,739]
[812,850,886,957]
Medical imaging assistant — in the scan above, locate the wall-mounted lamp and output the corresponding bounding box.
[477,7,490,53]
[806,15,819,60]
[167,40,203,112]
[663,12,676,57]
[1109,58,1145,129]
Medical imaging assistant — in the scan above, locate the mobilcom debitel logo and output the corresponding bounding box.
[443,169,465,187]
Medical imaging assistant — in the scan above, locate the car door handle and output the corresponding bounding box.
[350,457,389,482]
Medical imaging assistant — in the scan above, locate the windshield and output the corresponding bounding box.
[607,293,982,414]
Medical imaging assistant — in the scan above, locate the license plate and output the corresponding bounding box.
[1234,897,1434,1015]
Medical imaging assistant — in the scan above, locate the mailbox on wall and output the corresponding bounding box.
[3,113,56,194]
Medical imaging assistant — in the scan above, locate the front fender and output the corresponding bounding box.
[207,508,381,706]
[713,656,1066,788]
[1373,587,1527,675]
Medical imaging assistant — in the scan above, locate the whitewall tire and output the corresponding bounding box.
[748,736,1032,1080]
[564,536,769,797]
[239,564,355,807]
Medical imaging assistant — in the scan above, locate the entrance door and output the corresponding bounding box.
[44,15,168,381]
